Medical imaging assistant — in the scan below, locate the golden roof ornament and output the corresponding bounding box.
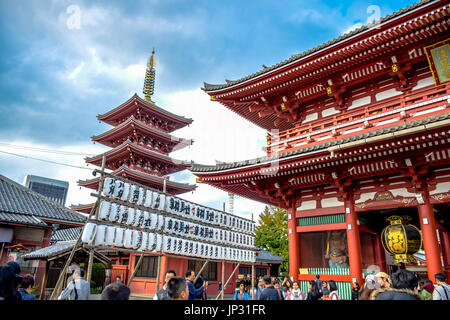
[143,49,156,104]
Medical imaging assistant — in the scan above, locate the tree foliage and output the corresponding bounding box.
[255,206,289,274]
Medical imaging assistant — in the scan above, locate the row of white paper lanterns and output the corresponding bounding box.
[103,178,255,234]
[98,200,254,248]
[81,222,256,262]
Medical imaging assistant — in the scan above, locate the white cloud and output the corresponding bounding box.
[342,22,363,35]
[159,88,269,222]
[0,140,107,207]
[0,88,271,223]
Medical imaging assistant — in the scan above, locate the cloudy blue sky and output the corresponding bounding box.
[0,0,417,220]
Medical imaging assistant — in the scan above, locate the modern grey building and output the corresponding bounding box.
[24,175,69,206]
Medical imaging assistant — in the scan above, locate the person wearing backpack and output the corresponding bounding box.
[433,273,450,300]
[58,268,90,300]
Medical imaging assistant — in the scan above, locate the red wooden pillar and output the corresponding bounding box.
[344,193,363,285]
[438,229,450,281]
[288,200,300,281]
[417,187,443,281]
[158,255,168,289]
[374,234,387,273]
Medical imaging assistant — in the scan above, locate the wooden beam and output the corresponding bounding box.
[221,260,225,300]
[39,261,49,300]
[127,254,145,287]
[193,260,209,283]
[155,254,162,291]
[251,263,255,300]
[49,155,106,300]
[215,262,240,300]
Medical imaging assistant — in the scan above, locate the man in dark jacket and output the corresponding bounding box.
[370,269,421,300]
[259,276,279,300]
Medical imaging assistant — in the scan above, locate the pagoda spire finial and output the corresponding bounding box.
[143,49,156,104]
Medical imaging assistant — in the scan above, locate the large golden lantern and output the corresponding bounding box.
[381,215,422,264]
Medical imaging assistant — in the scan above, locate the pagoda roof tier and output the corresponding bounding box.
[202,0,448,131]
[85,140,191,175]
[78,165,196,195]
[192,113,450,207]
[97,94,193,132]
[91,115,193,153]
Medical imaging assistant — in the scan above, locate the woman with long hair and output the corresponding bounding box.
[306,280,321,300]
[327,280,339,300]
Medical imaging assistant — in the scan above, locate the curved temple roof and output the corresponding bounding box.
[97,93,193,131]
[191,112,450,174]
[203,0,437,93]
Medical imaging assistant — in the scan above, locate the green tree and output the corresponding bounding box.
[255,206,289,275]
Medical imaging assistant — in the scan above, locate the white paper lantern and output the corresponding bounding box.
[138,232,148,252]
[165,218,174,233]
[105,226,116,246]
[144,190,153,207]
[114,227,125,247]
[213,211,219,224]
[103,177,115,196]
[142,211,150,228]
[187,241,193,256]
[94,224,107,246]
[117,205,127,224]
[166,196,175,214]
[177,238,184,254]
[81,223,97,245]
[126,208,135,226]
[108,203,120,223]
[155,234,162,251]
[149,213,158,230]
[98,201,110,220]
[190,205,197,219]
[147,233,155,251]
[158,194,166,211]
[192,241,198,257]
[121,183,131,201]
[157,215,164,230]
[137,187,145,206]
[113,180,124,198]
[124,229,134,248]
[226,247,231,260]
[129,184,139,203]
[163,236,172,252]
[132,231,141,250]
[134,210,144,228]
[152,192,161,209]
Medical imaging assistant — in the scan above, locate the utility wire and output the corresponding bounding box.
[0,150,94,171]
[0,142,97,156]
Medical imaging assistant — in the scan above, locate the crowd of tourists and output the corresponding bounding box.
[248,269,450,301]
[1,260,449,301]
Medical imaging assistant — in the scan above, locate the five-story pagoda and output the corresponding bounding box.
[75,50,196,213]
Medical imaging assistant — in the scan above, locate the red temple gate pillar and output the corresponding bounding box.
[344,193,363,285]
[374,234,387,273]
[438,229,450,281]
[158,255,168,289]
[417,185,443,281]
[288,200,300,281]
